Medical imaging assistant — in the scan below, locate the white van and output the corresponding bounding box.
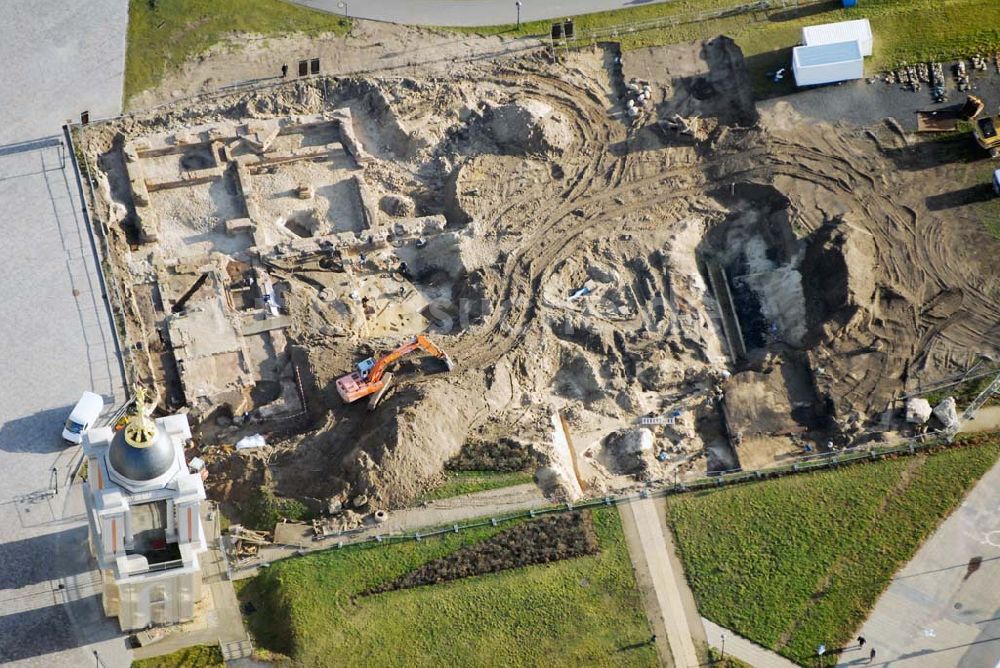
[62,392,105,444]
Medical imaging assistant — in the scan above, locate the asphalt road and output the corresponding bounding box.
[291,0,672,27]
[0,1,128,666]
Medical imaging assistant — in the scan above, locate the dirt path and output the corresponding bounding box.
[232,483,549,579]
[619,496,701,668]
[961,405,1000,433]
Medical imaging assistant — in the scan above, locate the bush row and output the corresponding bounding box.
[364,512,599,595]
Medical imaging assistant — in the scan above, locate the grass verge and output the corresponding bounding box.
[130,644,224,668]
[456,0,1000,92]
[925,366,1000,406]
[235,488,311,533]
[239,507,656,667]
[125,0,351,104]
[666,439,1000,663]
[415,470,536,502]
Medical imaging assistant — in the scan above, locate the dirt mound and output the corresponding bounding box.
[380,193,416,217]
[485,99,575,155]
[602,428,655,478]
[801,216,878,344]
[347,384,477,507]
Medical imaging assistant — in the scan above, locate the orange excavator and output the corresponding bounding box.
[336,335,455,409]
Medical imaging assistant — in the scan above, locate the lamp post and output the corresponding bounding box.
[720,633,725,663]
[515,1,522,29]
[337,1,348,17]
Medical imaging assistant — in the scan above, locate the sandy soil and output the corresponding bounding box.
[128,22,545,111]
[79,32,1000,519]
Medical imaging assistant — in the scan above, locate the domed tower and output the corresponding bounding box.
[106,387,181,490]
[80,387,208,631]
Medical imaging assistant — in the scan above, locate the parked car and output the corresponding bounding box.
[62,391,104,444]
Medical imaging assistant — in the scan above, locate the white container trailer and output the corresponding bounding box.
[801,19,873,57]
[792,41,864,87]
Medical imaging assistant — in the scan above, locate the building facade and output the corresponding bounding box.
[81,394,207,631]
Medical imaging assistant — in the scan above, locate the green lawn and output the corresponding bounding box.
[239,507,656,668]
[415,470,536,502]
[131,644,224,668]
[458,0,1000,89]
[666,440,1000,664]
[125,0,1000,108]
[964,177,1000,241]
[234,487,311,533]
[925,366,1000,406]
[125,0,351,104]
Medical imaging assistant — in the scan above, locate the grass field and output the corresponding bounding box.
[458,0,1000,90]
[976,202,1000,240]
[131,644,224,668]
[666,440,1000,663]
[125,0,351,103]
[415,470,536,502]
[125,0,1000,111]
[239,507,656,667]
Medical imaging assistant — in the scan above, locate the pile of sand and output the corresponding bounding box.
[487,99,574,155]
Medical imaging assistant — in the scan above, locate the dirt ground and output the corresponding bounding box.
[77,26,1000,524]
[127,22,546,111]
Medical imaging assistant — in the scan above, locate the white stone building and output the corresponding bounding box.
[81,393,207,631]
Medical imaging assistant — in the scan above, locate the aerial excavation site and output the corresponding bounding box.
[8,2,1000,666]
[74,35,1000,523]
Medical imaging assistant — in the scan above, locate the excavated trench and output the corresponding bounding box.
[696,182,846,469]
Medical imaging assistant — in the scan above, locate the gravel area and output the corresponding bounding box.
[760,64,1000,132]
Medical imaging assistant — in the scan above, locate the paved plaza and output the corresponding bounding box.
[0,1,128,665]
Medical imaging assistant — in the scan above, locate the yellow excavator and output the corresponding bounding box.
[336,335,454,410]
[964,95,1000,157]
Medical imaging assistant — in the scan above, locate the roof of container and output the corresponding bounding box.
[794,41,862,68]
[802,19,872,46]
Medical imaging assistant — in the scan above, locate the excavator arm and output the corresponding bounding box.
[336,335,455,407]
[367,341,420,384]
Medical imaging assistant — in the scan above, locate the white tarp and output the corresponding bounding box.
[933,397,959,432]
[905,397,932,424]
[236,433,267,450]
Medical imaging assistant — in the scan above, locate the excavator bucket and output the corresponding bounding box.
[441,353,455,372]
[367,373,393,411]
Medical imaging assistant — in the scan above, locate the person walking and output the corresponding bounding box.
[858,636,866,648]
[281,64,289,78]
[869,647,876,663]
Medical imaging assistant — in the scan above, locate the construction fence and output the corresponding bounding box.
[239,427,991,571]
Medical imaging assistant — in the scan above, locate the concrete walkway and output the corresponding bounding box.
[703,618,800,668]
[1,1,127,142]
[291,0,671,27]
[843,457,1000,667]
[620,496,700,668]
